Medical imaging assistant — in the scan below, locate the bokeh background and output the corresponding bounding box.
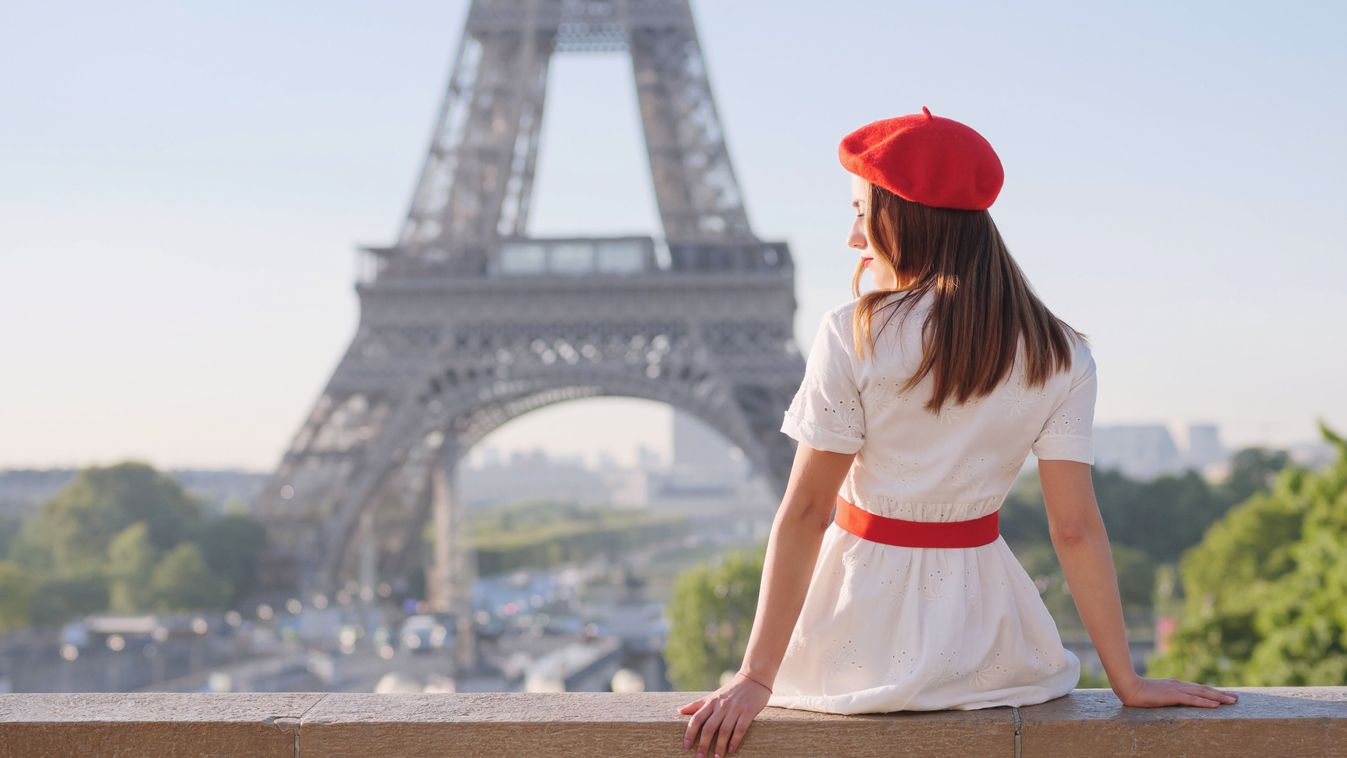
[0,0,1342,694]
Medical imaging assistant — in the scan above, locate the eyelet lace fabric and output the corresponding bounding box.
[765,518,1082,714]
[789,370,864,440]
[770,293,1094,714]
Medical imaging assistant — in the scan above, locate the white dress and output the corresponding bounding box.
[765,288,1097,714]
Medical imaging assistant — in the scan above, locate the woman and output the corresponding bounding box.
[676,106,1238,758]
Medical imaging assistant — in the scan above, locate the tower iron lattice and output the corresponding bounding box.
[252,0,807,675]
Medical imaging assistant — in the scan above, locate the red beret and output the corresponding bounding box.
[838,105,1004,211]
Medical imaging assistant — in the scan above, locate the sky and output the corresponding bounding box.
[1,0,1343,471]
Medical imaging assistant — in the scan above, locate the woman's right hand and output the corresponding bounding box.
[1115,676,1239,708]
[677,672,773,757]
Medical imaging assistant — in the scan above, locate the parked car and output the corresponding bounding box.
[399,614,454,654]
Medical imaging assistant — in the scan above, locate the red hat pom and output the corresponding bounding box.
[838,106,1003,210]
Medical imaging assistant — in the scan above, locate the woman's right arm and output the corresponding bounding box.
[677,441,855,757]
[1039,458,1239,708]
[740,441,855,685]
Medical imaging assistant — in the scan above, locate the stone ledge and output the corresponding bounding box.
[0,687,1343,757]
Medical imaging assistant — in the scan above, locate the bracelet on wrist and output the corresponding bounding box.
[736,670,773,694]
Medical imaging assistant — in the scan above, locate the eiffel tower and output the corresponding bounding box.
[253,0,806,674]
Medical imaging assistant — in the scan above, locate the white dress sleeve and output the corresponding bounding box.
[780,311,866,454]
[1031,340,1098,464]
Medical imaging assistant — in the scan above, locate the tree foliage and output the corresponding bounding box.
[25,571,108,628]
[0,461,268,630]
[463,499,690,575]
[0,561,33,634]
[106,521,158,613]
[149,543,231,612]
[1147,420,1347,685]
[1003,462,1245,566]
[196,514,268,607]
[665,545,764,691]
[19,462,202,577]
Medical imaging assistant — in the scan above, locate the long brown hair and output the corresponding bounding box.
[850,180,1089,415]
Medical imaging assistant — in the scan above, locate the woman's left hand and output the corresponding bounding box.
[676,672,773,757]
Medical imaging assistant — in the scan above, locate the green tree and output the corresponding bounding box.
[106,521,159,613]
[1009,540,1153,634]
[0,461,274,628]
[1147,419,1347,686]
[1110,544,1157,620]
[26,571,108,628]
[1002,454,1289,569]
[1094,467,1228,564]
[1217,448,1292,506]
[4,518,53,573]
[0,560,34,633]
[14,461,204,577]
[0,515,23,560]
[1077,666,1112,688]
[195,514,267,606]
[665,547,764,691]
[149,543,230,612]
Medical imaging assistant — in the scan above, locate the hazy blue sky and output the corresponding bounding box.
[2,1,1343,470]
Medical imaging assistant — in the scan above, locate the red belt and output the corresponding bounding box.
[834,495,1000,548]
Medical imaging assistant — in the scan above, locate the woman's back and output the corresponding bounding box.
[782,287,1098,522]
[767,287,1097,714]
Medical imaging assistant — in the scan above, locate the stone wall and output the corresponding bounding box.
[1,688,1344,757]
